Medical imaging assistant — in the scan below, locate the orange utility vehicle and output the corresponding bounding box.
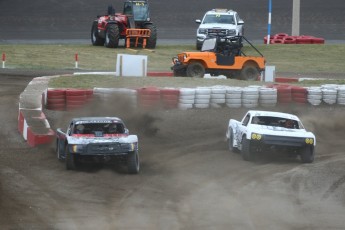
[171,36,265,80]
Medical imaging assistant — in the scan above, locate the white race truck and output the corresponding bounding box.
[56,117,140,174]
[226,110,316,163]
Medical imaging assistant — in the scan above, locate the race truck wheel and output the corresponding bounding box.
[186,62,205,78]
[127,150,140,174]
[229,128,239,153]
[65,146,77,170]
[241,137,254,161]
[104,24,120,48]
[300,146,314,163]
[91,22,105,46]
[240,65,260,81]
[56,140,63,161]
[143,24,157,49]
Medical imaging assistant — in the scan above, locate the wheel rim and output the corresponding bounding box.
[191,65,203,78]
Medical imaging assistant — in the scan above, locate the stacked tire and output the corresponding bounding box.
[242,87,259,108]
[321,85,337,105]
[137,87,161,109]
[46,89,66,111]
[337,86,345,105]
[178,88,195,110]
[226,87,242,108]
[291,86,308,105]
[93,88,138,109]
[160,88,180,109]
[210,87,226,108]
[66,89,89,111]
[259,87,277,107]
[307,87,322,106]
[194,87,211,109]
[275,85,292,105]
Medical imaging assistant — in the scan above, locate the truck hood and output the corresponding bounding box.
[199,23,237,30]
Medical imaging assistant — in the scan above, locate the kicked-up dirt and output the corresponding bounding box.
[0,73,345,230]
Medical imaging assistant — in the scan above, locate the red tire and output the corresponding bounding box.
[296,36,313,44]
[312,37,325,44]
[283,36,296,44]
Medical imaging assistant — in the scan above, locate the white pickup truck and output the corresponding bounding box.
[226,110,316,163]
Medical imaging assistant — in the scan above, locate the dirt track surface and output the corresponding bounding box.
[1,73,345,229]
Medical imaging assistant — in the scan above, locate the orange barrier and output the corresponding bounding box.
[126,29,151,48]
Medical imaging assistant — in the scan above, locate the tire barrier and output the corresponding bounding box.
[45,88,94,111]
[20,81,345,148]
[179,88,195,110]
[264,34,325,45]
[259,87,277,107]
[242,87,259,108]
[291,86,308,104]
[136,87,161,109]
[194,87,211,109]
[93,87,138,109]
[226,87,242,108]
[160,88,180,109]
[210,86,226,108]
[46,89,66,111]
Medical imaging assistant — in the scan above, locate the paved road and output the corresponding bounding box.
[0,0,344,42]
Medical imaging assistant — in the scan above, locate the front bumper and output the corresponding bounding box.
[68,142,136,156]
[250,134,314,148]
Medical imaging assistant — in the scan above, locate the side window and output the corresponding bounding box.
[242,114,250,126]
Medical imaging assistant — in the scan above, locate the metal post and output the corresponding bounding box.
[292,0,300,36]
[2,53,5,68]
[267,0,272,45]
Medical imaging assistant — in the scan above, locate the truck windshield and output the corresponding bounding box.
[203,15,235,24]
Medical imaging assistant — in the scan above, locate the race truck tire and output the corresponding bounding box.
[229,128,239,153]
[127,150,140,174]
[104,24,120,48]
[65,146,77,170]
[241,137,254,161]
[240,65,260,81]
[144,24,157,49]
[91,22,105,46]
[186,62,205,78]
[300,146,314,163]
[56,140,63,161]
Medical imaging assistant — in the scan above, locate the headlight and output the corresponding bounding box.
[172,57,179,64]
[227,29,236,35]
[251,133,262,140]
[198,28,207,34]
[305,138,314,145]
[71,144,85,153]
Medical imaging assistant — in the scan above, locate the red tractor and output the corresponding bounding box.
[91,0,157,49]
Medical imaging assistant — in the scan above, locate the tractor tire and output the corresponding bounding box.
[300,146,314,163]
[144,24,157,49]
[91,22,105,46]
[241,137,254,161]
[104,24,120,48]
[186,62,205,78]
[127,150,140,174]
[240,65,260,81]
[65,146,77,170]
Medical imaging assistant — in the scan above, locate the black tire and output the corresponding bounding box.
[143,24,157,49]
[91,22,105,46]
[104,24,120,48]
[300,146,314,163]
[65,146,76,170]
[241,137,254,161]
[240,65,260,81]
[186,62,205,78]
[173,68,186,77]
[127,150,140,174]
[229,128,239,153]
[56,140,62,161]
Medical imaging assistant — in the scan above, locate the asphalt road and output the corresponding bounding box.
[0,0,345,42]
